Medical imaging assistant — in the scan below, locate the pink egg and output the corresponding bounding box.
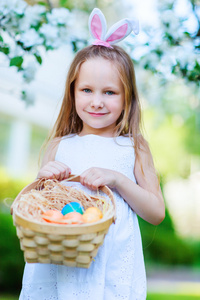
[62,212,84,224]
[42,210,64,223]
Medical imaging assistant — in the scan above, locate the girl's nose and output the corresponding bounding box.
[90,95,104,108]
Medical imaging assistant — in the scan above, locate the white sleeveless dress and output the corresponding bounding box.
[19,134,147,300]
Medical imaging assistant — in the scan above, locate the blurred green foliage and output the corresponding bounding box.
[147,294,200,300]
[143,110,195,179]
[0,175,27,204]
[0,212,24,294]
[0,175,27,293]
[139,210,200,267]
[59,0,108,11]
[139,181,200,267]
[184,114,200,156]
[0,296,18,300]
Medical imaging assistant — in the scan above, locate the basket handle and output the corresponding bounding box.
[11,175,117,221]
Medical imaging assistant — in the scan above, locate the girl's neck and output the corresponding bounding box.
[78,129,115,137]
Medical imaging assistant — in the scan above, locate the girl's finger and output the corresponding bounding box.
[60,168,71,181]
[37,170,55,179]
[38,164,71,180]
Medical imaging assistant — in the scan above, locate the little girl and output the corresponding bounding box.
[19,8,165,300]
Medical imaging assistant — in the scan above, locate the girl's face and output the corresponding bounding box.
[74,58,125,137]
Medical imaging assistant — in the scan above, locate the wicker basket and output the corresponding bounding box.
[11,176,116,269]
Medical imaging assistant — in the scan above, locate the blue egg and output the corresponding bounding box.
[61,202,84,215]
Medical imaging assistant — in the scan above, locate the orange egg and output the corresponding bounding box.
[42,210,64,223]
[82,212,102,224]
[84,207,103,219]
[62,212,84,224]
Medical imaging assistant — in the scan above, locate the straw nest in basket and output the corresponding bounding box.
[11,177,116,268]
[12,178,115,224]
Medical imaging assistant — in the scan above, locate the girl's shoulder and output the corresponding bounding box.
[61,134,76,140]
[116,134,134,146]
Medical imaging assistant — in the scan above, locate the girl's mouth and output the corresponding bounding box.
[88,112,108,117]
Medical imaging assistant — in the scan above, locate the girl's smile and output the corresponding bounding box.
[87,112,108,117]
[74,57,125,136]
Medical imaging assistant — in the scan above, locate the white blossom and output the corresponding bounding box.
[196,5,200,19]
[162,52,177,68]
[158,0,174,10]
[68,10,88,40]
[46,8,70,26]
[175,42,197,69]
[22,57,39,82]
[157,53,177,77]
[174,0,193,18]
[0,0,11,15]
[40,24,60,47]
[59,27,70,43]
[10,44,26,57]
[183,13,199,35]
[19,5,46,31]
[0,14,17,29]
[0,0,27,15]
[140,51,160,69]
[18,28,43,47]
[161,9,184,40]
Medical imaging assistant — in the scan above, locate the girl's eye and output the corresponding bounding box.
[105,91,115,95]
[83,89,91,93]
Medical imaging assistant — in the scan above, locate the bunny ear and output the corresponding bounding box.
[88,8,107,41]
[129,19,139,35]
[105,18,139,45]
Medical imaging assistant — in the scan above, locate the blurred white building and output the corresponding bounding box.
[0,45,74,178]
[164,172,200,239]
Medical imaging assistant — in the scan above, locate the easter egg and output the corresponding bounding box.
[62,212,84,224]
[82,213,101,224]
[82,207,103,224]
[42,210,64,223]
[61,202,84,215]
[84,207,103,218]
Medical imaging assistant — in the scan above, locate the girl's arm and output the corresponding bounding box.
[80,148,165,226]
[118,148,165,225]
[37,139,71,180]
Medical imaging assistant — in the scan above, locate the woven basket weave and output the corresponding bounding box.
[11,176,116,269]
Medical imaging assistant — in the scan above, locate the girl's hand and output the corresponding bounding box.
[80,167,119,190]
[37,161,71,181]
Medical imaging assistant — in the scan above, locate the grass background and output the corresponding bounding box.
[1,293,200,300]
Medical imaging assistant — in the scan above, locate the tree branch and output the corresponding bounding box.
[46,0,53,11]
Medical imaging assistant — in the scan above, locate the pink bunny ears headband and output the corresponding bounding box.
[88,8,139,48]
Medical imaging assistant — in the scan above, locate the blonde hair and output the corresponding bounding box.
[45,45,150,165]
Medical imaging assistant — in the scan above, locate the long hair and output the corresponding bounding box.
[45,45,150,165]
